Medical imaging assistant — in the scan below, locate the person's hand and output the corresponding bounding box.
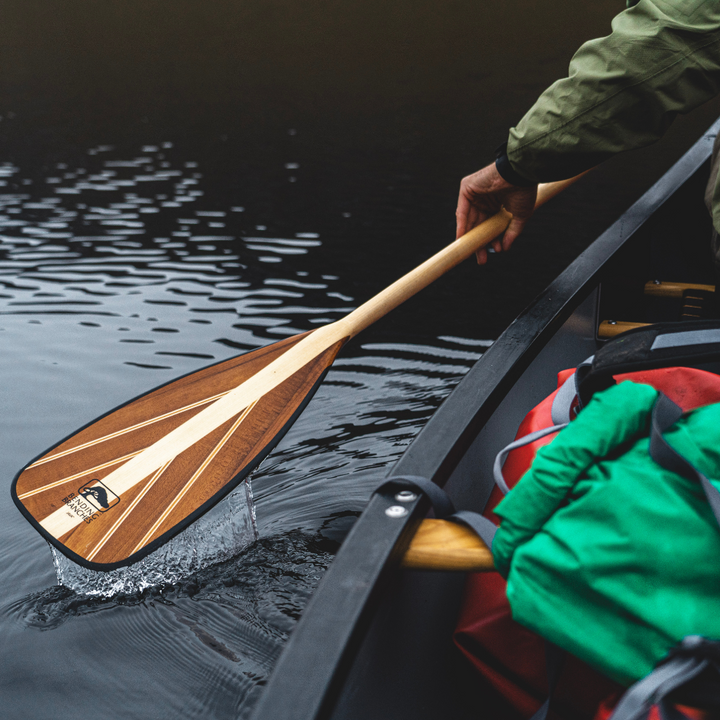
[456,162,538,264]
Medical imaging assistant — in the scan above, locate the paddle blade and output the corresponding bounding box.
[13,330,347,570]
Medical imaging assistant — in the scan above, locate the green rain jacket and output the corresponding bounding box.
[505,0,720,232]
[492,381,720,686]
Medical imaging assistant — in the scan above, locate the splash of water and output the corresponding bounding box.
[50,481,258,596]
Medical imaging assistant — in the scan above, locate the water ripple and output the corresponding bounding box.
[2,532,334,719]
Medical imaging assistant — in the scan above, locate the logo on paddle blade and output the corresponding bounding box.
[78,480,120,513]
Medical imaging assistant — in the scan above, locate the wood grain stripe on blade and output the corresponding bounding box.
[28,392,229,468]
[37,406,253,541]
[19,397,216,511]
[15,333,312,525]
[63,327,346,520]
[16,332,308,504]
[131,401,257,554]
[59,417,255,563]
[17,450,143,500]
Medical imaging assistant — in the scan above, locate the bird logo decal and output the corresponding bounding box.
[77,480,120,512]
[79,485,110,509]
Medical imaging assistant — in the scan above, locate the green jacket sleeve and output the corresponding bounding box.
[492,381,658,577]
[506,0,720,183]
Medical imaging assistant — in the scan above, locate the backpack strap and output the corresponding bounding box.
[526,642,567,720]
[609,394,720,720]
[649,393,720,526]
[493,423,569,496]
[608,636,720,720]
[493,356,594,495]
[553,356,594,424]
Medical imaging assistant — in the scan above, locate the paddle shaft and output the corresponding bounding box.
[335,174,583,339]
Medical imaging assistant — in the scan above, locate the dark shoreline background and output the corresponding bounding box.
[4,1,720,337]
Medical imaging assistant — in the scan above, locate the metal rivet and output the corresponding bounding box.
[609,320,617,325]
[395,490,417,503]
[385,505,408,518]
[653,279,661,284]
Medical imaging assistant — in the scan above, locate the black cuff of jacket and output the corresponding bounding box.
[494,143,537,187]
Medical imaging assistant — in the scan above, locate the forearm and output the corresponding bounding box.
[506,0,720,182]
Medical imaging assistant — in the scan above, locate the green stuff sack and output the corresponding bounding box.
[492,380,720,687]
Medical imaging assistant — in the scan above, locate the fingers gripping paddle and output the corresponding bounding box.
[13,176,580,569]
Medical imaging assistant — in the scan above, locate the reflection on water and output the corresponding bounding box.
[0,144,351,363]
[0,142,486,718]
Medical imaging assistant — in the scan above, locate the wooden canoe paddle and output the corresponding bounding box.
[13,174,581,570]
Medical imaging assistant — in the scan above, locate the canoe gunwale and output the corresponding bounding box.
[247,484,433,720]
[247,117,720,720]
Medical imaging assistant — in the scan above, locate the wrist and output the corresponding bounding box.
[494,143,536,187]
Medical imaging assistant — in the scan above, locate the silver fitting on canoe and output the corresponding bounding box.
[394,490,417,503]
[385,505,409,518]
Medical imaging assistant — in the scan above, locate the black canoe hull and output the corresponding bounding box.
[250,118,720,720]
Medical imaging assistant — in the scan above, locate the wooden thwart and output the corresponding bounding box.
[401,519,495,572]
[599,279,717,338]
[644,280,715,298]
[598,320,649,338]
[13,173,582,569]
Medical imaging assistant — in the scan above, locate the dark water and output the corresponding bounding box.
[2,3,720,718]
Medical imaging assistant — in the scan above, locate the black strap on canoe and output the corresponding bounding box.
[377,476,456,519]
[450,510,497,549]
[608,393,720,720]
[376,477,498,547]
